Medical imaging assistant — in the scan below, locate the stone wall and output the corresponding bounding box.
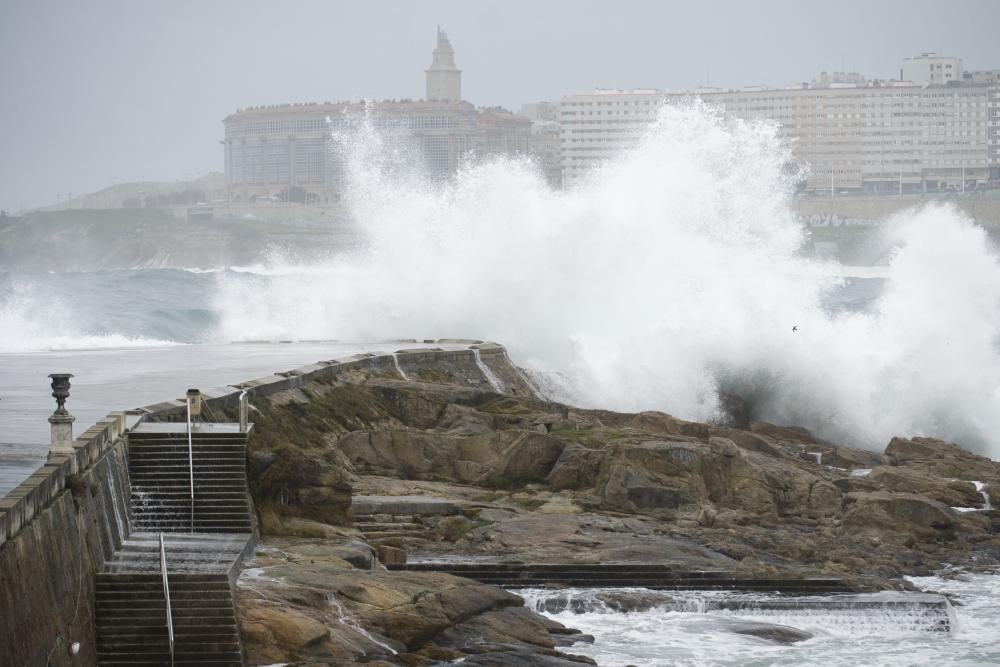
[795,193,1000,227]
[0,414,131,667]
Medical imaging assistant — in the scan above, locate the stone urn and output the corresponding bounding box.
[48,373,74,415]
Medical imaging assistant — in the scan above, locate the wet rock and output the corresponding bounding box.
[284,539,375,569]
[842,492,957,540]
[727,620,813,644]
[553,633,595,646]
[337,429,566,489]
[833,477,882,494]
[460,644,598,666]
[869,466,981,507]
[749,422,827,445]
[436,606,557,650]
[240,605,332,659]
[546,444,603,491]
[884,437,1000,481]
[375,543,407,565]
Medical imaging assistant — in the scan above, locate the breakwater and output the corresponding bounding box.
[0,341,523,666]
[1,340,976,665]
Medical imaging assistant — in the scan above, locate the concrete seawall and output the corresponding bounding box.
[0,341,528,666]
[796,193,1000,227]
[0,415,130,667]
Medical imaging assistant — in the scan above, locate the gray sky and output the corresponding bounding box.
[2,0,998,211]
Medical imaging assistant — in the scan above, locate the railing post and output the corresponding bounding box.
[239,390,248,433]
[160,533,174,667]
[186,389,200,534]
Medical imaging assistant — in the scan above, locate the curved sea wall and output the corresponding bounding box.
[0,415,130,667]
[0,342,526,666]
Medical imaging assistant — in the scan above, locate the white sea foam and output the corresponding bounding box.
[0,284,179,352]
[203,103,998,458]
[523,575,1000,666]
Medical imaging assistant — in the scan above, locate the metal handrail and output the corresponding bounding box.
[186,397,194,533]
[239,390,248,433]
[159,533,175,667]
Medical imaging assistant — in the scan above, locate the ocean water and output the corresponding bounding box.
[520,572,1000,666]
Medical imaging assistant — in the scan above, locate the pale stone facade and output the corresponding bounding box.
[426,27,462,104]
[560,59,999,193]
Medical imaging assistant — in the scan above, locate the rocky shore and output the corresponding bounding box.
[230,348,1000,665]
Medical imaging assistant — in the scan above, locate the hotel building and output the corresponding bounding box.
[222,29,528,202]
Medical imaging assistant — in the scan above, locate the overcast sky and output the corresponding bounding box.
[2,0,999,211]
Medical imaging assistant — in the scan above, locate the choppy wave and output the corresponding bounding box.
[207,103,1000,457]
[521,573,1000,666]
[0,272,197,352]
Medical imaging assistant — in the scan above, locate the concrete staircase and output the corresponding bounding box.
[95,423,253,667]
[354,515,434,542]
[128,426,252,533]
[389,562,853,593]
[95,572,243,666]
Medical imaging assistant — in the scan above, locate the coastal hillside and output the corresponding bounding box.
[229,348,1000,666]
[0,209,357,272]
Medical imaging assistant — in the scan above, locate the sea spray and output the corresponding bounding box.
[326,593,397,655]
[213,104,995,459]
[0,271,195,351]
[472,348,505,392]
[973,482,992,511]
[391,353,411,381]
[520,580,1000,666]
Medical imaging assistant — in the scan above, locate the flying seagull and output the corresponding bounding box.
[792,325,798,332]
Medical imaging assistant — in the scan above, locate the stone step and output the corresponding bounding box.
[131,508,250,516]
[361,530,431,540]
[130,478,248,485]
[98,652,242,665]
[132,494,247,500]
[98,588,232,598]
[128,470,247,477]
[131,505,250,513]
[130,516,251,525]
[105,554,248,567]
[98,638,240,652]
[124,527,253,536]
[129,433,247,441]
[128,466,247,473]
[97,618,238,630]
[96,607,237,619]
[354,522,426,531]
[97,586,232,596]
[96,582,233,595]
[97,571,234,583]
[98,628,238,641]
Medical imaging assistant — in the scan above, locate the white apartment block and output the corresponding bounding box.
[560,55,1000,194]
[902,53,963,85]
[560,89,673,186]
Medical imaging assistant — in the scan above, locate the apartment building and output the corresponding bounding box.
[560,55,999,193]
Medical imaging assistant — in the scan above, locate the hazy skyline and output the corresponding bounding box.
[2,0,999,211]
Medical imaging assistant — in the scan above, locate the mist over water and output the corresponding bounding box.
[211,104,1000,457]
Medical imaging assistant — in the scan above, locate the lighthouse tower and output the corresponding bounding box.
[425,27,462,103]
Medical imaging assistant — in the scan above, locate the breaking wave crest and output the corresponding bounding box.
[0,276,185,352]
[127,104,1000,456]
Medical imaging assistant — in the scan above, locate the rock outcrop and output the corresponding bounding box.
[233,350,1000,665]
